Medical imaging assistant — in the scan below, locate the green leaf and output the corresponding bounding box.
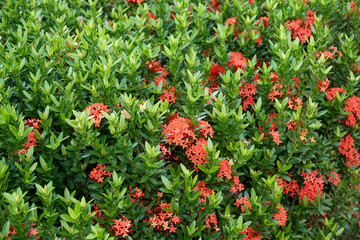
[161,176,172,190]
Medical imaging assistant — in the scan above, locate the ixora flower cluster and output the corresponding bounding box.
[2,0,360,239]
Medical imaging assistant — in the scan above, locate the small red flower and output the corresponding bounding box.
[256,16,270,27]
[205,213,220,231]
[89,163,113,183]
[185,138,208,170]
[84,103,110,127]
[163,116,196,148]
[269,129,282,145]
[234,196,251,212]
[273,205,287,226]
[230,176,245,194]
[228,52,248,71]
[326,172,341,186]
[195,120,214,138]
[326,87,345,101]
[218,159,232,180]
[112,216,133,237]
[126,0,144,3]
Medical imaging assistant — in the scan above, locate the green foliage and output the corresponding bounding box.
[1,0,360,239]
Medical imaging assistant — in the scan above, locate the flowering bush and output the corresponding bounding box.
[1,0,360,239]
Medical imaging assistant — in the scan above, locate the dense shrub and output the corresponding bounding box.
[1,0,360,239]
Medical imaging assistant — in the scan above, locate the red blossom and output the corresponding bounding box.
[338,134,360,167]
[285,11,316,43]
[269,129,282,145]
[112,216,133,237]
[126,0,144,3]
[194,181,214,204]
[256,16,270,27]
[273,205,288,226]
[208,62,226,82]
[217,159,232,180]
[228,52,248,71]
[230,176,245,194]
[84,103,110,127]
[208,0,221,12]
[316,78,330,92]
[234,196,251,212]
[89,163,113,183]
[344,96,360,120]
[239,227,261,240]
[146,202,180,233]
[205,213,220,231]
[163,116,196,148]
[185,138,208,170]
[159,85,177,103]
[298,170,324,203]
[195,120,214,138]
[131,187,145,202]
[239,82,257,111]
[326,172,341,187]
[326,87,345,101]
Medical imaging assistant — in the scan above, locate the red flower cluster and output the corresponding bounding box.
[146,59,177,103]
[208,63,226,82]
[277,171,325,203]
[225,16,237,28]
[239,81,257,111]
[194,181,214,204]
[158,85,176,103]
[146,202,181,233]
[84,103,110,127]
[326,172,341,187]
[239,227,261,240]
[315,46,342,60]
[268,82,285,102]
[205,213,220,231]
[269,129,282,145]
[287,95,303,110]
[130,187,145,202]
[316,78,330,92]
[146,59,169,87]
[298,170,324,203]
[273,205,288,226]
[286,119,304,131]
[227,52,248,71]
[217,159,232,180]
[267,73,301,107]
[338,134,360,167]
[346,1,360,20]
[208,0,221,12]
[111,216,133,237]
[163,115,214,170]
[234,196,251,212]
[15,119,42,158]
[146,11,157,27]
[203,62,225,95]
[256,16,270,28]
[126,0,144,3]
[344,96,360,128]
[195,120,215,138]
[8,222,40,240]
[163,116,196,148]
[230,176,245,194]
[285,10,316,43]
[7,225,17,239]
[89,163,113,183]
[326,87,345,101]
[185,138,209,170]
